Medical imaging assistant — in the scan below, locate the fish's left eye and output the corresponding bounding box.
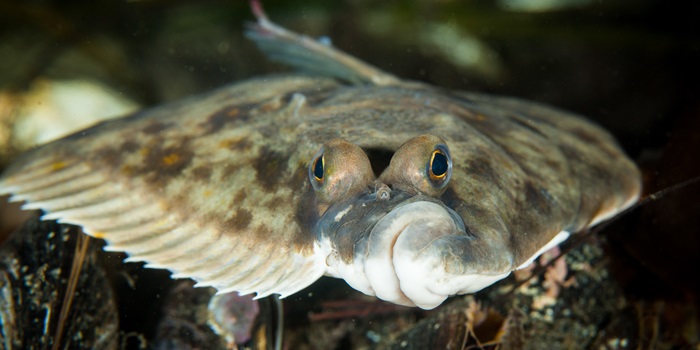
[378,135,453,198]
[429,149,449,181]
[426,146,451,187]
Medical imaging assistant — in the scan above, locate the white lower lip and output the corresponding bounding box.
[362,201,460,306]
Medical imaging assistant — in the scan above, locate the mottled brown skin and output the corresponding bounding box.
[302,86,638,273]
[2,78,637,268]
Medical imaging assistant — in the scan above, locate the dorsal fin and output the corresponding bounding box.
[246,0,400,86]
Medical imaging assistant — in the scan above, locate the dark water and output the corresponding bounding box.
[0,1,698,349]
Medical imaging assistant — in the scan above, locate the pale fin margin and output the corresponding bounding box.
[516,230,571,270]
[0,156,326,299]
[246,0,400,86]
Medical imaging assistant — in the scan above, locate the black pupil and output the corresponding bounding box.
[314,156,324,180]
[431,152,448,176]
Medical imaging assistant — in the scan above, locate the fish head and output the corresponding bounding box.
[306,134,478,309]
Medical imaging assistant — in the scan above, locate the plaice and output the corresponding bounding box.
[0,3,641,310]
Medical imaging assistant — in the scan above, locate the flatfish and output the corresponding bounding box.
[0,4,640,310]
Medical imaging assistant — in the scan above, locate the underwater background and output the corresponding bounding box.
[0,0,698,349]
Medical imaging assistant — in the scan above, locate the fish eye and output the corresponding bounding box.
[307,139,376,206]
[429,149,448,180]
[427,146,451,186]
[312,154,324,182]
[377,135,452,197]
[308,148,326,191]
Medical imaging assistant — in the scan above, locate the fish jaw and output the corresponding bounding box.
[322,199,508,310]
[365,201,465,308]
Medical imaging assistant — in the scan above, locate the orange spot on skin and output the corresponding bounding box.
[203,190,212,197]
[162,153,180,165]
[51,162,66,171]
[218,140,233,148]
[121,165,133,175]
[226,108,240,117]
[218,137,247,149]
[92,231,106,239]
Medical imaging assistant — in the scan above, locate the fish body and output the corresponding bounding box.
[0,12,640,310]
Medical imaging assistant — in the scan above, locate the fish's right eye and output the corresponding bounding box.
[308,147,326,192]
[307,139,375,206]
[313,154,324,182]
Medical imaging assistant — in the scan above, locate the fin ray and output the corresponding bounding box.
[0,157,326,300]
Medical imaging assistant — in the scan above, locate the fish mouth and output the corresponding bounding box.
[361,200,465,308]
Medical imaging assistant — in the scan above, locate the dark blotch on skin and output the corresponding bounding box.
[94,139,140,167]
[294,187,321,253]
[234,190,247,204]
[559,145,583,163]
[441,186,463,211]
[192,166,213,182]
[222,163,239,181]
[281,165,319,252]
[254,147,289,191]
[570,126,600,144]
[121,140,140,153]
[441,187,477,237]
[139,138,195,186]
[464,156,498,183]
[284,165,308,191]
[523,181,551,214]
[200,104,256,135]
[265,196,284,211]
[222,138,253,152]
[254,225,273,239]
[569,127,620,159]
[224,209,253,231]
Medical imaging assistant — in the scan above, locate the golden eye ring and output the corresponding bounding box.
[429,149,449,182]
[313,154,324,182]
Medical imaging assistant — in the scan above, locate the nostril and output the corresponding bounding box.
[375,183,391,201]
